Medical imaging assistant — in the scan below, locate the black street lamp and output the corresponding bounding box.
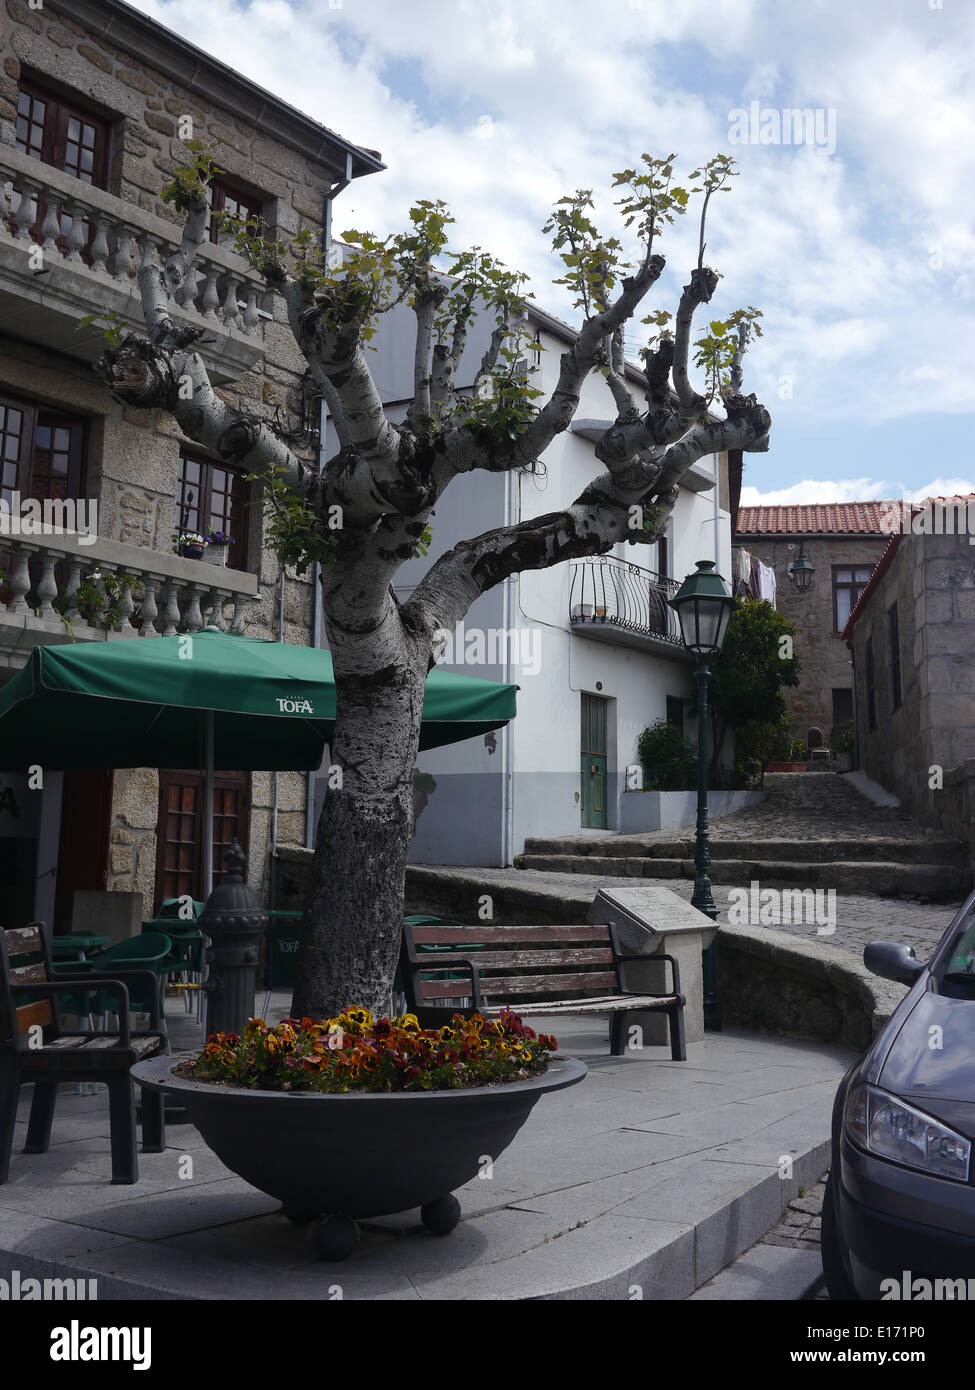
[788,540,815,594]
[669,560,736,1031]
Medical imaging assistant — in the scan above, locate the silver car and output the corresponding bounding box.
[823,891,975,1299]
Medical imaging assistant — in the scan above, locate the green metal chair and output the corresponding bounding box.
[66,933,174,1022]
[142,920,205,1015]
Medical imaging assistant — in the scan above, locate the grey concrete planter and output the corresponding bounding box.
[132,1053,586,1259]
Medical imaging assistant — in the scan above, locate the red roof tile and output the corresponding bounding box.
[736,501,894,535]
[737,494,975,537]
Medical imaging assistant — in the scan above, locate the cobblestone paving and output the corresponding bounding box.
[704,772,955,846]
[763,1173,827,1254]
[511,771,968,959]
[553,771,960,849]
[762,1171,831,1300]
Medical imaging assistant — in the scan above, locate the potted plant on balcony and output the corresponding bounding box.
[173,531,205,561]
[203,529,234,566]
[133,1007,585,1261]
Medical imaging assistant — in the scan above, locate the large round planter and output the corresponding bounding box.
[132,1054,586,1255]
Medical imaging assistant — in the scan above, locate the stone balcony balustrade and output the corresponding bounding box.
[0,144,268,383]
[0,528,261,672]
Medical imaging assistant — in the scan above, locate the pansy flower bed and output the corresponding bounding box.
[184,1007,559,1093]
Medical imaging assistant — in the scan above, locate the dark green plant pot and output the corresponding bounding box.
[132,1054,586,1257]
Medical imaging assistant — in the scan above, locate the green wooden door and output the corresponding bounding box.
[581,693,608,829]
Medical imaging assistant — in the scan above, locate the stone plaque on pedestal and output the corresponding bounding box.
[587,885,717,1045]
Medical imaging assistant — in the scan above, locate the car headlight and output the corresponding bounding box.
[844,1084,971,1182]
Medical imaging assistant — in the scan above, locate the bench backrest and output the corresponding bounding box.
[0,922,54,1044]
[401,922,622,1006]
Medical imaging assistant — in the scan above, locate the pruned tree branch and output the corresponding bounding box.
[672,265,719,412]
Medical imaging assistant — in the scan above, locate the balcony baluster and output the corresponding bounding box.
[11,179,40,243]
[139,578,160,636]
[35,553,58,619]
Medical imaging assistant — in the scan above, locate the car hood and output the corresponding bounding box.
[879,989,975,1138]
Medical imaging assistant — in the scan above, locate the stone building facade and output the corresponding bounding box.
[0,0,382,923]
[736,503,889,742]
[844,528,975,859]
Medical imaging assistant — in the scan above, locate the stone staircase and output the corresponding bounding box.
[514,773,972,902]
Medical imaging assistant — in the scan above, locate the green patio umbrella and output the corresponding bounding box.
[0,631,518,893]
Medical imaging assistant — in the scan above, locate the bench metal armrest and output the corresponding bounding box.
[50,966,165,1031]
[613,951,682,999]
[401,931,487,1013]
[15,976,133,1045]
[416,956,486,1013]
[84,968,166,1031]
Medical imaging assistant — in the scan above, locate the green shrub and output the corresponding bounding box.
[831,722,855,755]
[637,719,698,791]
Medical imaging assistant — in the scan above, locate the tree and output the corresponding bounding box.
[693,597,799,773]
[93,145,771,1019]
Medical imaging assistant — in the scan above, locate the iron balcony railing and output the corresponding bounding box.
[569,556,682,645]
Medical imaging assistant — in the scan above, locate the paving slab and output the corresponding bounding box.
[0,1000,854,1300]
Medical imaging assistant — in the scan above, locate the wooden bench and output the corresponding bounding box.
[399,921,686,1059]
[0,921,169,1185]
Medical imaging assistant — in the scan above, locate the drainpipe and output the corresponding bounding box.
[322,153,353,258]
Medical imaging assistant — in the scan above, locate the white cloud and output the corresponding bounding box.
[123,0,975,452]
[740,478,890,506]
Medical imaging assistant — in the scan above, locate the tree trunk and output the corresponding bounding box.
[291,657,426,1020]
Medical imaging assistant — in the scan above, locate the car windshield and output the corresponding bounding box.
[941,903,975,979]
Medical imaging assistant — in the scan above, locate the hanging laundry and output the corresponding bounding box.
[733,546,752,593]
[757,559,776,606]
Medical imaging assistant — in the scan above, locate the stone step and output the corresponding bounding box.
[520,835,969,866]
[512,854,972,900]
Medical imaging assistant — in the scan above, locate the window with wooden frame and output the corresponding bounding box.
[176,451,249,570]
[154,770,250,907]
[209,177,264,244]
[0,391,87,507]
[15,78,111,256]
[833,564,873,632]
[15,78,111,186]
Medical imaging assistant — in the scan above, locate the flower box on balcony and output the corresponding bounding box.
[571,604,593,621]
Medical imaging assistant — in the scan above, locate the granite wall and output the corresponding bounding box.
[851,532,975,848]
[740,535,887,739]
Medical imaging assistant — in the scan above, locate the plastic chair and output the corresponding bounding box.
[143,921,205,1015]
[70,933,174,1022]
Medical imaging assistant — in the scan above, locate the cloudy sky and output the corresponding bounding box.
[132,0,975,506]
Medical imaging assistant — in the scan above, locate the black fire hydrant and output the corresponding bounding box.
[199,838,268,1038]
